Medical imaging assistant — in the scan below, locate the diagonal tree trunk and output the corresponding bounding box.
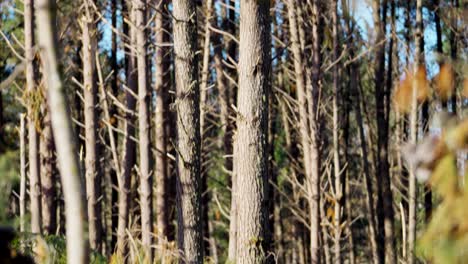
[173,0,203,262]
[36,0,88,263]
[25,0,42,235]
[234,0,271,263]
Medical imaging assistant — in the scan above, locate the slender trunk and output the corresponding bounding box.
[372,1,396,262]
[20,114,27,233]
[154,0,171,245]
[36,0,88,263]
[134,0,153,258]
[25,0,42,235]
[173,0,203,262]
[234,1,270,263]
[331,1,342,262]
[40,102,56,235]
[117,0,137,257]
[309,1,322,262]
[82,2,101,251]
[408,0,423,263]
[450,0,458,114]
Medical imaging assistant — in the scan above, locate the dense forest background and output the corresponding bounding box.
[0,0,466,263]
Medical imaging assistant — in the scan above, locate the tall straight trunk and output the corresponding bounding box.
[408,0,423,263]
[110,0,119,250]
[331,1,342,262]
[154,0,171,244]
[199,0,214,258]
[134,0,153,259]
[433,0,445,108]
[117,0,137,256]
[371,0,395,262]
[173,0,203,262]
[25,0,42,234]
[40,102,56,234]
[20,114,27,233]
[234,0,270,263]
[226,0,238,259]
[309,1,322,262]
[36,0,88,263]
[82,2,101,251]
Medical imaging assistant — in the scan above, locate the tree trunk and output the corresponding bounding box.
[40,101,57,235]
[134,0,153,259]
[82,2,101,251]
[173,0,203,262]
[408,0,423,263]
[371,0,396,262]
[154,0,171,246]
[234,0,270,263]
[36,0,88,263]
[116,0,137,257]
[20,114,27,233]
[25,0,42,235]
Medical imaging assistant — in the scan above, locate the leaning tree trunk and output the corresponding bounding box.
[234,0,271,263]
[173,0,203,262]
[82,2,101,251]
[36,0,88,263]
[25,0,42,235]
[134,0,153,259]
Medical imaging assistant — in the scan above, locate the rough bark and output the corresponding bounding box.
[234,0,270,263]
[36,0,88,263]
[173,0,203,262]
[25,0,42,235]
[82,2,101,251]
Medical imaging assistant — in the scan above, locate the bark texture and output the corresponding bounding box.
[234,0,271,263]
[173,0,203,262]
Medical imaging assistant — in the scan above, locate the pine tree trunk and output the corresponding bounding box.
[154,0,171,246]
[36,0,88,263]
[117,0,137,257]
[82,2,101,251]
[40,103,56,235]
[20,114,27,233]
[234,0,270,263]
[25,0,42,235]
[173,0,203,262]
[134,0,153,259]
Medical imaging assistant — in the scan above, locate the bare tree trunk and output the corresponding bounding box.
[309,1,322,262]
[173,0,203,262]
[82,1,101,251]
[25,0,42,235]
[40,102,56,235]
[331,1,342,262]
[36,0,88,263]
[117,0,137,257]
[20,114,27,233]
[134,0,153,259]
[234,0,270,263]
[371,1,396,263]
[154,0,171,246]
[408,1,423,263]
